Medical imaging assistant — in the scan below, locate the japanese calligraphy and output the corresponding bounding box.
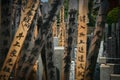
[0,0,40,79]
[13,41,20,47]
[10,49,17,57]
[16,32,24,40]
[76,0,88,80]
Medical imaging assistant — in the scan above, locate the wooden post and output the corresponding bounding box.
[0,0,13,70]
[0,0,39,80]
[28,61,38,80]
[16,15,39,80]
[84,0,109,80]
[76,0,88,80]
[52,17,57,37]
[61,0,78,80]
[45,19,57,80]
[58,6,65,46]
[14,0,64,80]
[14,7,41,80]
[61,9,77,80]
[12,0,22,77]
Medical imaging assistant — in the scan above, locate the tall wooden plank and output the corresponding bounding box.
[44,2,57,80]
[58,6,65,46]
[45,19,57,80]
[84,0,109,80]
[76,0,88,80]
[0,0,13,70]
[0,0,39,80]
[15,8,40,80]
[14,0,64,80]
[61,0,78,80]
[52,17,57,37]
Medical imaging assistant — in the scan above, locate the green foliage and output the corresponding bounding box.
[87,0,96,27]
[107,7,118,24]
[64,0,69,20]
[87,13,96,27]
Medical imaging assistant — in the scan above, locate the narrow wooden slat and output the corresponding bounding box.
[76,0,88,80]
[0,0,39,80]
[61,0,78,80]
[14,0,64,80]
[84,0,109,80]
[52,17,57,37]
[0,0,13,70]
[58,6,65,46]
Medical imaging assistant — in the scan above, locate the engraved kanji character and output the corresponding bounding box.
[3,66,10,73]
[0,74,7,80]
[80,26,85,29]
[13,41,20,47]
[10,49,17,57]
[79,40,85,44]
[6,58,13,66]
[78,46,84,53]
[78,55,84,62]
[23,16,31,23]
[78,63,84,69]
[16,32,24,40]
[26,10,32,16]
[78,71,84,77]
[79,32,85,37]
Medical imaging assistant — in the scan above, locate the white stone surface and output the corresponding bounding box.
[54,47,64,80]
[107,64,115,74]
[97,41,104,63]
[99,57,107,64]
[100,64,110,80]
[37,55,44,80]
[53,37,58,47]
[110,74,120,80]
[69,61,75,80]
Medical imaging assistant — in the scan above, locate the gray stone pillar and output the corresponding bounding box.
[54,47,64,80]
[53,37,58,47]
[37,55,44,80]
[100,64,110,80]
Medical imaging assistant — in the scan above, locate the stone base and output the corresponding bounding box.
[99,57,107,64]
[110,74,120,80]
[54,47,64,80]
[53,37,58,47]
[100,64,110,80]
